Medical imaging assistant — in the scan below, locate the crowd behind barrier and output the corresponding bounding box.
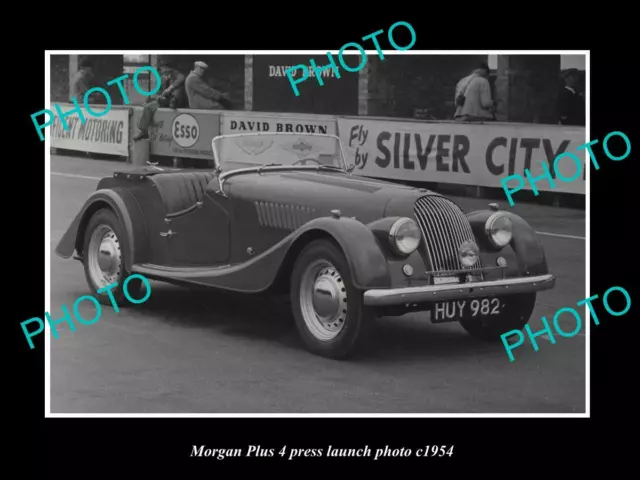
[49,103,587,197]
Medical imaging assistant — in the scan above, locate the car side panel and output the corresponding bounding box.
[227,185,285,265]
[133,216,392,293]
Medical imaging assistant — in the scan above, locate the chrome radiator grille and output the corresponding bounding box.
[413,196,479,272]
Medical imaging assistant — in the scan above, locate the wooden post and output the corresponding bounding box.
[68,55,78,102]
[494,55,509,122]
[244,55,253,111]
[495,54,560,123]
[131,139,150,166]
[358,59,369,116]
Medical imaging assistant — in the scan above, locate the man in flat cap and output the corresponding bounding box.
[159,60,187,109]
[185,61,231,110]
[70,57,96,103]
[133,60,187,141]
[557,68,584,126]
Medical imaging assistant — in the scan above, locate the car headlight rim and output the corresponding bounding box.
[389,218,421,256]
[459,240,480,267]
[485,212,513,248]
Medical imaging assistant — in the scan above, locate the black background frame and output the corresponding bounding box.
[12,12,636,475]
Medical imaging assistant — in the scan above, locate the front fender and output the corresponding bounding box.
[54,188,148,271]
[288,216,391,289]
[466,210,549,276]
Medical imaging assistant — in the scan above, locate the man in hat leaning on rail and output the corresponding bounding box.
[133,60,187,141]
[185,61,232,110]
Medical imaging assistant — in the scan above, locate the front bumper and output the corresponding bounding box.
[362,274,555,307]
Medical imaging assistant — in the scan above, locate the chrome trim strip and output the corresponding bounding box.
[363,274,555,307]
[413,201,438,270]
[437,197,469,257]
[422,197,448,269]
[416,197,444,270]
[432,197,457,269]
[432,197,458,270]
[427,197,449,270]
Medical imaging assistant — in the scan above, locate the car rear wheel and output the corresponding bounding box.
[459,293,536,341]
[82,208,142,307]
[290,239,373,359]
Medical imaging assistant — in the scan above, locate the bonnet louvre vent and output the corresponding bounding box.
[255,202,316,230]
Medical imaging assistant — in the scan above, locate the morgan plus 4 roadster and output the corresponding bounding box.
[56,132,555,359]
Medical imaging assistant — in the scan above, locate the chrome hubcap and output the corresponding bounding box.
[87,225,122,289]
[313,275,341,318]
[300,260,348,341]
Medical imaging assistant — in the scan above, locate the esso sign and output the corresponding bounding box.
[172,113,199,148]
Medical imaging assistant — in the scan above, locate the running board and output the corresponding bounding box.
[130,261,278,294]
[132,263,235,279]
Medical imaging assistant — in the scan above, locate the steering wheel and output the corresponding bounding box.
[293,158,322,166]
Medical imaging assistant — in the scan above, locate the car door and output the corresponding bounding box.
[163,190,231,267]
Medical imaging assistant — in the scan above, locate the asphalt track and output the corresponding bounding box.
[49,154,586,414]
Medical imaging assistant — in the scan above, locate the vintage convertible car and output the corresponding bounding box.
[56,132,555,359]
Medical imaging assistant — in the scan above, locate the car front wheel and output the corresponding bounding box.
[459,293,536,341]
[82,208,142,307]
[290,239,374,359]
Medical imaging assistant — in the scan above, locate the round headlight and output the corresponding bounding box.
[389,218,421,255]
[459,241,480,267]
[485,212,513,248]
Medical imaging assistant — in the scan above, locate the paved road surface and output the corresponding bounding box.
[49,154,586,414]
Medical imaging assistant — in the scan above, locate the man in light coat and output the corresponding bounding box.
[454,62,495,122]
[185,61,231,110]
[70,57,96,103]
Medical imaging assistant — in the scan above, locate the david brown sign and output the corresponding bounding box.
[252,55,358,115]
[131,108,221,160]
[269,65,338,80]
[50,104,129,156]
[220,112,337,135]
[337,117,587,195]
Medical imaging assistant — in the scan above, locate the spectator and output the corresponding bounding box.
[133,61,187,141]
[70,58,96,103]
[185,61,231,109]
[557,68,584,126]
[454,62,495,122]
[69,58,102,157]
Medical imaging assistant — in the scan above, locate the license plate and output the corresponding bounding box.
[432,298,502,323]
[433,276,460,285]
